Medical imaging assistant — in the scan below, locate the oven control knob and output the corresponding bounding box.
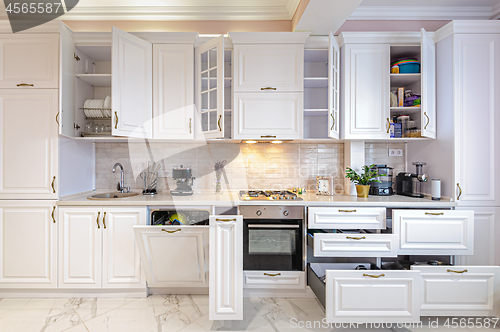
[256,210,262,216]
[283,211,289,216]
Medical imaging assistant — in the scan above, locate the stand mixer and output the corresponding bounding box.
[170,165,195,196]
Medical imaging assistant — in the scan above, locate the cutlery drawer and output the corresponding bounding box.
[309,233,397,257]
[308,207,386,229]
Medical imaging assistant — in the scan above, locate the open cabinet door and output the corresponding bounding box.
[421,28,436,139]
[59,23,75,138]
[112,27,152,139]
[195,36,225,139]
[328,32,340,140]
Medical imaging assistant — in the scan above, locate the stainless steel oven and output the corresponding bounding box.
[239,205,304,271]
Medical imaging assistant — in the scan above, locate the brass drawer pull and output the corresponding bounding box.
[96,212,100,229]
[424,112,430,129]
[447,269,468,274]
[457,183,462,200]
[346,236,365,240]
[363,273,385,278]
[51,206,56,223]
[261,87,276,91]
[189,118,192,133]
[386,118,390,133]
[339,209,356,213]
[261,135,276,138]
[162,228,181,233]
[330,113,334,131]
[56,112,60,125]
[114,111,118,129]
[51,176,56,193]
[425,212,444,216]
[264,273,281,277]
[17,83,33,87]
[102,212,107,229]
[216,218,236,222]
[217,115,222,131]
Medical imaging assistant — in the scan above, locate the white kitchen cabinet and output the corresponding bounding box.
[0,34,58,89]
[134,225,209,288]
[0,201,57,288]
[233,92,303,140]
[209,215,243,321]
[420,28,436,138]
[412,266,500,317]
[243,271,305,290]
[0,89,58,199]
[153,44,194,139]
[59,206,146,289]
[308,207,386,229]
[312,233,397,258]
[393,209,474,255]
[328,32,340,140]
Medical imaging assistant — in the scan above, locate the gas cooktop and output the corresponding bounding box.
[239,190,303,201]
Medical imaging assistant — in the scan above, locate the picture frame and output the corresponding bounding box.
[316,176,334,196]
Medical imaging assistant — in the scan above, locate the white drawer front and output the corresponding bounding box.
[243,271,305,289]
[411,266,500,317]
[313,233,397,257]
[325,270,420,323]
[393,210,474,255]
[308,207,385,229]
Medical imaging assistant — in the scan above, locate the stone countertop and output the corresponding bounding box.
[58,190,456,208]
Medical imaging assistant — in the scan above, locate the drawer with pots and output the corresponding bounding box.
[308,263,421,324]
[308,207,386,229]
[243,271,305,289]
[393,209,474,255]
[307,232,397,257]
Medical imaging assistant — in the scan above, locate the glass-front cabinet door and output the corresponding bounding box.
[195,36,225,139]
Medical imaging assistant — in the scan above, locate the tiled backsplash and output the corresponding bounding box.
[95,142,405,193]
[365,143,406,178]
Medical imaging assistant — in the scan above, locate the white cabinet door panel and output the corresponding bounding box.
[112,27,152,138]
[393,210,474,255]
[233,92,303,140]
[421,28,436,139]
[313,233,397,258]
[209,215,243,321]
[308,207,385,229]
[0,89,58,199]
[134,225,208,288]
[0,34,58,89]
[412,266,500,317]
[102,208,145,288]
[328,32,340,140]
[0,201,57,288]
[59,207,102,288]
[153,44,194,139]
[325,270,420,323]
[243,271,305,289]
[233,44,303,92]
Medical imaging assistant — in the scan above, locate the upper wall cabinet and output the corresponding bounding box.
[0,34,58,89]
[339,30,436,140]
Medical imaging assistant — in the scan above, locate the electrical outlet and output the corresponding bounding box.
[389,148,403,157]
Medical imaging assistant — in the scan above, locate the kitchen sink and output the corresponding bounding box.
[88,192,140,200]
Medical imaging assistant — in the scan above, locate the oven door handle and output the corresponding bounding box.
[247,224,300,229]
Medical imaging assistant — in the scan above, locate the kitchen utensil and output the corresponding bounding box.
[369,165,394,196]
[395,162,429,198]
[170,165,195,196]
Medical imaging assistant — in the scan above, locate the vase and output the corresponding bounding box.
[356,185,370,198]
[214,169,223,194]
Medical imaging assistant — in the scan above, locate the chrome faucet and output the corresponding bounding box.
[112,163,130,193]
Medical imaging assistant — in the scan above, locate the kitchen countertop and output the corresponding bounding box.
[58,190,456,208]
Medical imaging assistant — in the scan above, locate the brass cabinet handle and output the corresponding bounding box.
[51,176,56,193]
[162,228,181,233]
[96,212,100,229]
[386,118,390,133]
[457,183,462,200]
[261,135,277,138]
[217,115,222,131]
[346,236,365,240]
[56,112,60,125]
[17,83,33,87]
[51,206,56,223]
[447,269,468,274]
[339,209,356,213]
[189,118,192,134]
[102,212,106,229]
[424,112,430,129]
[330,112,335,131]
[114,111,118,129]
[264,273,281,277]
[425,212,444,216]
[261,87,277,90]
[363,273,385,278]
[216,218,236,222]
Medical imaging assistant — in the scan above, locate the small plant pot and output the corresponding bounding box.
[356,185,370,198]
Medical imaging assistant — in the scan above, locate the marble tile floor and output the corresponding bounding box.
[0,296,498,332]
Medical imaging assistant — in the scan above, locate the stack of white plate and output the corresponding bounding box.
[83,97,111,118]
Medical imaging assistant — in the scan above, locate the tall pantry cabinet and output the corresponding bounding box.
[0,32,59,289]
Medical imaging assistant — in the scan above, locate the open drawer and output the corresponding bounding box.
[411,265,500,317]
[308,263,420,323]
[308,207,386,229]
[308,233,397,257]
[243,271,305,289]
[393,210,474,255]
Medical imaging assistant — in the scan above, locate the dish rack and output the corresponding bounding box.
[81,107,112,119]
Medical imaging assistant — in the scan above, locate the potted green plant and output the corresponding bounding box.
[345,164,381,198]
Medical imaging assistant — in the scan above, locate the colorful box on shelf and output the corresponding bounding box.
[391,57,421,74]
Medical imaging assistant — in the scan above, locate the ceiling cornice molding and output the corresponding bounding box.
[338,31,426,46]
[229,31,310,44]
[492,2,500,20]
[349,6,494,21]
[61,5,292,21]
[434,20,500,42]
[286,0,302,18]
[0,20,61,33]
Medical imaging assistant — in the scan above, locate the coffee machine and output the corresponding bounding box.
[170,165,195,196]
[395,162,429,198]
